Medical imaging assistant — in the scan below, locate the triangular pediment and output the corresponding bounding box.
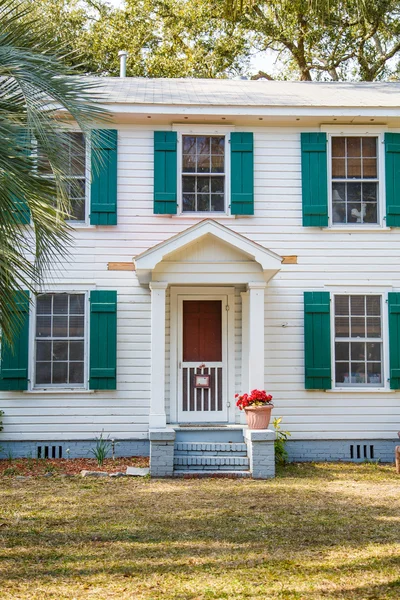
[134,220,282,284]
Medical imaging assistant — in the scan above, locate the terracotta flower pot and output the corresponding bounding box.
[244,405,274,430]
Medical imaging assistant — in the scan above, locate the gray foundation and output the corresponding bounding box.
[286,439,398,463]
[149,428,176,477]
[244,428,276,479]
[0,439,149,460]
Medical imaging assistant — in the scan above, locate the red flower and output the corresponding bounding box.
[235,389,273,410]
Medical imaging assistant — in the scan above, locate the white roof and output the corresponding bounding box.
[94,77,400,108]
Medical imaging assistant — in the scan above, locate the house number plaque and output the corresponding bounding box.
[194,374,210,388]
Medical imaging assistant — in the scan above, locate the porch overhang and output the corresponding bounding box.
[134,219,282,285]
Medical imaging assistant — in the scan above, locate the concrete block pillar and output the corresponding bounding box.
[244,428,276,479]
[149,428,176,477]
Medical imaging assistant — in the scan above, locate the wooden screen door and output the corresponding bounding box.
[178,299,228,422]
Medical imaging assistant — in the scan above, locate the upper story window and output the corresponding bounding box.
[35,293,86,388]
[334,294,383,387]
[38,132,87,223]
[331,136,379,225]
[181,135,225,213]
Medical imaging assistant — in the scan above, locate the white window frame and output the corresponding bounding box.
[64,130,91,227]
[326,130,386,229]
[174,125,232,217]
[30,291,89,391]
[330,291,390,392]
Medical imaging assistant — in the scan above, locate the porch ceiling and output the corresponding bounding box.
[134,220,282,285]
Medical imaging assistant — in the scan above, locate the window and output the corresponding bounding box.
[38,132,87,222]
[35,293,86,387]
[331,136,379,225]
[181,135,225,213]
[334,295,383,387]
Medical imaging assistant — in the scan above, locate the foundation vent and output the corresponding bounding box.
[350,444,374,461]
[37,445,63,459]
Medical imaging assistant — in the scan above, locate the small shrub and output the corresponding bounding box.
[90,433,112,466]
[273,417,291,466]
[3,466,19,476]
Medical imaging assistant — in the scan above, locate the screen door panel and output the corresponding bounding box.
[179,299,227,422]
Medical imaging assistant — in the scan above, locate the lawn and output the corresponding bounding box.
[0,463,399,599]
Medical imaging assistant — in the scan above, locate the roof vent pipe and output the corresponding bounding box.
[118,50,128,78]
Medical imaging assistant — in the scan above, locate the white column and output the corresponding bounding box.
[240,291,250,394]
[149,282,168,429]
[247,282,267,390]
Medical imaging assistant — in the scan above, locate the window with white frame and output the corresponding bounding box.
[181,135,225,213]
[334,295,383,387]
[331,136,379,225]
[35,293,85,387]
[38,132,87,222]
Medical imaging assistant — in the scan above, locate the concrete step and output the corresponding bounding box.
[174,455,249,469]
[173,470,251,478]
[174,427,245,443]
[175,442,247,455]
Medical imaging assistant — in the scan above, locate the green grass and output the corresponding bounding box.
[0,463,399,599]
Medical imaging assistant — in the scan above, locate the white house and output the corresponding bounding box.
[1,78,400,477]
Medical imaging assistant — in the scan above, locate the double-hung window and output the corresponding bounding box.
[38,132,87,223]
[331,136,379,225]
[181,135,225,213]
[35,293,86,388]
[334,294,383,387]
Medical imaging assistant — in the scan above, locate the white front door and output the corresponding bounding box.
[177,295,229,423]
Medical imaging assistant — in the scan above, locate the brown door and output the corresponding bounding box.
[183,300,222,362]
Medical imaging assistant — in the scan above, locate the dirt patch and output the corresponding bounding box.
[0,456,149,477]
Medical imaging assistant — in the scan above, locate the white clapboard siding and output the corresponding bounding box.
[1,124,400,442]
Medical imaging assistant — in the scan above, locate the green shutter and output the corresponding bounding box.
[0,291,30,391]
[154,131,177,214]
[89,291,117,390]
[90,129,118,225]
[388,292,400,389]
[14,130,31,225]
[301,133,328,227]
[385,133,400,227]
[230,132,254,215]
[304,291,331,390]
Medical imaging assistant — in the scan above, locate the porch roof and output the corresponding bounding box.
[134,220,282,284]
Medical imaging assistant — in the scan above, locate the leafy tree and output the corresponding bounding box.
[0,0,104,343]
[29,0,250,78]
[232,0,400,80]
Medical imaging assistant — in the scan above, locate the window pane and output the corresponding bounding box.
[182,154,195,173]
[367,342,381,361]
[197,194,210,211]
[182,194,195,211]
[182,136,196,154]
[211,177,224,193]
[347,137,361,157]
[347,159,361,178]
[335,296,349,315]
[362,137,376,158]
[70,341,84,361]
[36,316,51,337]
[53,316,68,337]
[53,362,68,384]
[335,342,349,361]
[182,176,195,193]
[367,296,381,316]
[211,137,224,155]
[332,202,346,224]
[332,159,345,179]
[37,295,52,315]
[36,362,51,385]
[367,362,381,384]
[335,362,350,385]
[211,194,224,212]
[69,315,84,337]
[350,364,366,384]
[69,362,84,384]
[332,137,345,157]
[347,183,361,203]
[69,294,85,315]
[363,159,377,179]
[363,182,377,203]
[351,342,365,361]
[211,155,224,173]
[196,136,209,155]
[53,295,68,315]
[367,317,381,338]
[335,317,349,337]
[197,154,210,173]
[196,178,209,193]
[364,203,377,224]
[36,341,51,361]
[53,341,68,361]
[351,317,365,338]
[348,203,362,223]
[350,296,365,315]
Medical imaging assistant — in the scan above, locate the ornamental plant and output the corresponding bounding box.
[235,389,273,410]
